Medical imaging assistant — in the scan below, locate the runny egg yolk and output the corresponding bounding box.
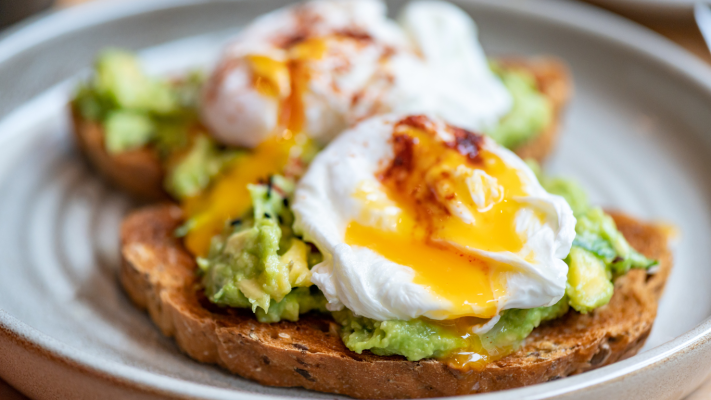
[182,37,327,256]
[345,122,530,320]
[428,316,517,369]
[181,135,295,256]
[247,37,328,134]
[344,121,538,368]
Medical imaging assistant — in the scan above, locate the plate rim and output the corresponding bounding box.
[1,0,711,398]
[585,0,696,12]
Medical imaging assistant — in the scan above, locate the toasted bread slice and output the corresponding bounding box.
[70,107,167,201]
[120,204,671,399]
[501,57,572,163]
[71,57,571,201]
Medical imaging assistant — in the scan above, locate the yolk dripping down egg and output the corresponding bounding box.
[183,32,388,256]
[182,36,332,256]
[184,1,410,255]
[292,114,575,326]
[184,0,516,256]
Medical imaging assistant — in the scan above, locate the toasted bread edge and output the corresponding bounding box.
[501,57,573,164]
[70,106,167,201]
[119,204,672,399]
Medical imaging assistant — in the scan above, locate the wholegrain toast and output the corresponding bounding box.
[71,57,571,201]
[71,107,167,201]
[500,57,572,163]
[120,204,671,399]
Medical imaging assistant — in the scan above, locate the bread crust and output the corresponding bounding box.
[500,57,573,163]
[70,106,168,201]
[71,57,571,200]
[120,205,671,398]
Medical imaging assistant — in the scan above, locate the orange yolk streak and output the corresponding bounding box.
[182,136,295,256]
[182,38,328,256]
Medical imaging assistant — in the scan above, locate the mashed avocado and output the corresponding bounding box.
[73,50,202,156]
[334,297,569,362]
[103,110,154,154]
[480,297,569,353]
[164,136,240,200]
[74,50,240,199]
[198,167,656,362]
[199,175,326,322]
[486,62,553,149]
[333,311,465,361]
[533,162,657,313]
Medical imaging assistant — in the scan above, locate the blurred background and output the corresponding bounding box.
[0,0,709,65]
[0,0,709,399]
[1,0,709,64]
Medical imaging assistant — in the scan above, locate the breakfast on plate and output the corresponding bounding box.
[68,0,672,398]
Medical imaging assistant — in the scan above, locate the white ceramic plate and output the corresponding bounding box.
[2,0,711,399]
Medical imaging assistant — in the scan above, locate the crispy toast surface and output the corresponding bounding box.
[120,204,671,399]
[72,57,571,200]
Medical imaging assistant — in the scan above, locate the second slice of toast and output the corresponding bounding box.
[72,57,572,201]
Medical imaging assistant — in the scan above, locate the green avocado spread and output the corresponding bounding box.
[198,175,327,323]
[532,163,657,313]
[164,136,240,200]
[198,166,656,364]
[485,62,553,149]
[333,297,569,363]
[73,50,201,155]
[72,50,240,199]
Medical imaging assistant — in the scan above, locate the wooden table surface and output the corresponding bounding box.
[2,0,710,399]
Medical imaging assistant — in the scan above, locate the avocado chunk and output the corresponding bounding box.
[199,176,324,320]
[94,49,177,114]
[103,110,154,153]
[73,49,203,158]
[164,135,238,200]
[255,287,327,323]
[566,247,614,313]
[574,207,657,273]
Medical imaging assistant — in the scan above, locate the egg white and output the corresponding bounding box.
[292,114,576,323]
[201,0,409,147]
[200,0,513,149]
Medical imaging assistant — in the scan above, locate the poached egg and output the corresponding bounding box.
[292,114,576,325]
[201,0,512,149]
